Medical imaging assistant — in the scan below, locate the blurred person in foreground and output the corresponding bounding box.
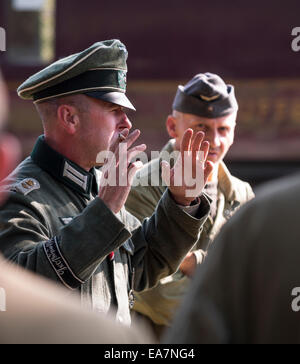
[126,73,255,337]
[0,260,154,344]
[0,69,153,344]
[164,173,300,344]
[0,40,213,327]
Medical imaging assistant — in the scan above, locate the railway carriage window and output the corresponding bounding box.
[6,0,56,65]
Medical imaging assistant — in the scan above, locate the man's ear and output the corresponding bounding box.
[229,121,237,147]
[166,115,178,139]
[57,104,79,135]
[0,135,21,205]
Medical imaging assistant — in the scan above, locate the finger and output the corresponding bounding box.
[121,129,141,150]
[110,128,139,157]
[199,141,210,162]
[191,131,205,154]
[180,129,193,158]
[117,144,146,183]
[110,128,130,153]
[113,130,142,167]
[192,132,205,164]
[127,144,147,165]
[100,151,116,175]
[128,161,144,185]
[119,128,131,141]
[204,161,215,182]
[161,161,171,187]
[127,144,147,153]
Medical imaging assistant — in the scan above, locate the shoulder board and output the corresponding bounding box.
[10,178,40,196]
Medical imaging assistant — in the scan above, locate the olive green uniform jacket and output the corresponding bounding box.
[126,140,255,327]
[164,174,300,344]
[0,136,210,326]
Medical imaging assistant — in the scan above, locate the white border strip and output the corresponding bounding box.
[33,86,125,104]
[43,237,84,291]
[54,237,85,284]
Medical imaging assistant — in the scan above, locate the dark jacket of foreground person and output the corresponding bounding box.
[164,173,300,344]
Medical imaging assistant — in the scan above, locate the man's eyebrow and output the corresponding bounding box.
[110,105,125,112]
[191,120,206,125]
[104,103,120,110]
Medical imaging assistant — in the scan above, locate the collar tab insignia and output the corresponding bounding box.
[63,161,89,193]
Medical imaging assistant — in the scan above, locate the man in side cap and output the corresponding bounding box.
[0,40,213,326]
[126,72,255,337]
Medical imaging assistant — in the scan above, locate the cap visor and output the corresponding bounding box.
[84,91,136,111]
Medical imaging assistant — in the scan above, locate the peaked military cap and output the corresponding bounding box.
[17,39,135,110]
[172,72,238,118]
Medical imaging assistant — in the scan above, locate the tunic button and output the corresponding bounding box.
[129,289,135,310]
[224,209,231,218]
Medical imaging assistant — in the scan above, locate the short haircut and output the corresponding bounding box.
[35,94,90,124]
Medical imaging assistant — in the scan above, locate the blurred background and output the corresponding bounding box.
[0,0,300,188]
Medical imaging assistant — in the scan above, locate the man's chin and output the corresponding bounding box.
[207,154,221,163]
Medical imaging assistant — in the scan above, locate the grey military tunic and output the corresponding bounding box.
[0,136,210,325]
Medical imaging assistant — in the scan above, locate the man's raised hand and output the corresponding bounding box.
[161,129,214,206]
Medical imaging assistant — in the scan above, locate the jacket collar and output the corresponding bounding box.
[31,136,99,199]
[160,139,238,204]
[159,139,177,169]
[217,162,238,204]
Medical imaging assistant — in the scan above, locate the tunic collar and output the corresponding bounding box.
[31,136,99,199]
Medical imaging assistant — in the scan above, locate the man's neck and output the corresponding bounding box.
[207,163,219,184]
[44,135,93,172]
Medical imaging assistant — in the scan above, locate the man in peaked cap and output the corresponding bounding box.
[0,40,214,327]
[0,68,154,344]
[126,72,255,337]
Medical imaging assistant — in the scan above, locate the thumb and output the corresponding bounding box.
[204,161,215,181]
[161,161,171,187]
[128,161,144,185]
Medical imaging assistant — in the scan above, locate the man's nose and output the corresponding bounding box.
[206,130,221,148]
[118,111,132,131]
